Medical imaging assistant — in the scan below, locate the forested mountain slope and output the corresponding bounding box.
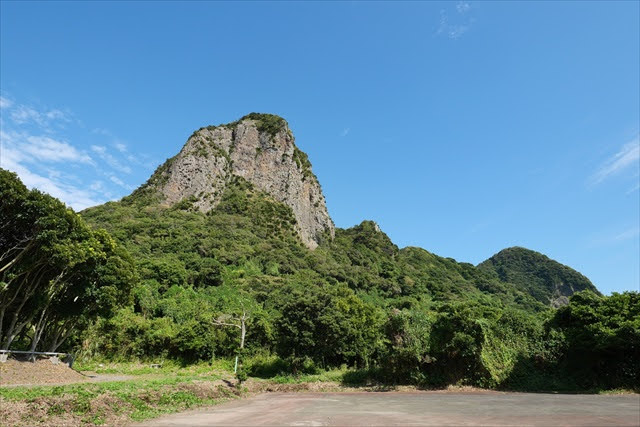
[79,114,595,368]
[478,247,600,307]
[2,113,637,390]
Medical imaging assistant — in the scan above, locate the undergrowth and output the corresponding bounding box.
[0,374,239,426]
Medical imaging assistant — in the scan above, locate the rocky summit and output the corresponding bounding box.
[139,113,335,249]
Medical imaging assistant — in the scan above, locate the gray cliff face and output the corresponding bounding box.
[149,115,334,249]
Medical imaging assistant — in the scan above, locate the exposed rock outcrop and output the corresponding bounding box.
[138,113,334,249]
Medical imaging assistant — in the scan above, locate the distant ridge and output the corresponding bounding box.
[478,247,600,307]
[83,114,599,307]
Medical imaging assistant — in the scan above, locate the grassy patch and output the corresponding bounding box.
[0,373,240,426]
[74,358,234,376]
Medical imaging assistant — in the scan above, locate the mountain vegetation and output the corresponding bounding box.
[0,114,637,392]
[478,247,600,307]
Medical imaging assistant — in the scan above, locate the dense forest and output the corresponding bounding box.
[1,157,638,390]
[479,246,599,307]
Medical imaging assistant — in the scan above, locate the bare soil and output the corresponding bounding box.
[0,358,138,387]
[0,359,86,386]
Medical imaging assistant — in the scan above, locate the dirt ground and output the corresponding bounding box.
[0,359,131,386]
[134,391,640,426]
[0,359,86,386]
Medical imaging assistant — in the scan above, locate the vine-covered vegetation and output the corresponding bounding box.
[1,168,637,391]
[478,247,599,306]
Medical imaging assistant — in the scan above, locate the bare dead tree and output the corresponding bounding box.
[212,307,248,374]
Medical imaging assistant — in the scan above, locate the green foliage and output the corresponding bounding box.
[292,147,317,181]
[551,290,640,389]
[241,113,287,139]
[235,368,248,385]
[81,178,603,390]
[206,112,287,141]
[274,282,384,370]
[0,169,135,353]
[0,373,236,425]
[478,247,599,305]
[4,146,628,393]
[379,308,434,384]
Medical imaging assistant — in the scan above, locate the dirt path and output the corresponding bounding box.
[133,391,640,426]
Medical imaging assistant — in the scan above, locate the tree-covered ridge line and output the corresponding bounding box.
[1,165,638,391]
[478,246,600,307]
[75,165,636,390]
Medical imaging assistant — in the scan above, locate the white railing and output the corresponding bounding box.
[0,349,74,367]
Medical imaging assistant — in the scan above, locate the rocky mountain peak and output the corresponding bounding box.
[139,113,335,249]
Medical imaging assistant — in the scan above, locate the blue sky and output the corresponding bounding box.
[1,1,638,294]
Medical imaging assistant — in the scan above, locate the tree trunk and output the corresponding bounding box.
[3,288,34,349]
[0,240,35,274]
[0,307,5,344]
[4,308,37,350]
[0,265,37,311]
[240,312,246,350]
[29,308,49,357]
[48,320,75,353]
[1,267,50,349]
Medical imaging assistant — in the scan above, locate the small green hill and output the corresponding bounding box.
[478,247,600,306]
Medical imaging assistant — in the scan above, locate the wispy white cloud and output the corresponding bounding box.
[613,226,640,242]
[90,129,151,167]
[456,2,471,14]
[0,96,13,109]
[90,180,105,191]
[437,12,468,40]
[91,127,111,136]
[591,137,640,185]
[91,145,133,174]
[114,142,128,153]
[341,128,350,137]
[1,130,93,164]
[0,130,103,210]
[0,144,105,210]
[0,95,145,210]
[91,145,107,155]
[109,175,133,190]
[437,2,474,40]
[10,105,71,128]
[588,224,640,248]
